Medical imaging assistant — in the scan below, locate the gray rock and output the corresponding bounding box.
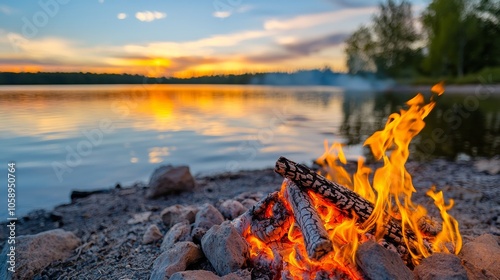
[143,224,163,244]
[222,269,252,280]
[218,200,246,220]
[0,229,80,280]
[161,205,198,228]
[170,270,221,280]
[147,165,196,198]
[355,241,413,280]
[191,227,208,244]
[161,221,192,251]
[201,221,249,276]
[459,234,500,279]
[127,211,152,224]
[414,253,467,280]
[170,270,250,280]
[474,157,500,174]
[240,199,257,209]
[194,203,224,230]
[149,241,203,280]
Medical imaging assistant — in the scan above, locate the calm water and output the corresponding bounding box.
[0,84,499,218]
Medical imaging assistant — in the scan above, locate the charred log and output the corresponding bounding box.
[233,191,293,243]
[275,156,417,258]
[284,179,333,261]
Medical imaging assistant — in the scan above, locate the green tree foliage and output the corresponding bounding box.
[345,0,420,78]
[421,0,500,77]
[422,0,472,77]
[345,26,377,75]
[346,0,500,80]
[372,0,420,77]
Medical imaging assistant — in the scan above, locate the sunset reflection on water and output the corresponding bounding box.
[0,84,351,217]
[1,84,498,217]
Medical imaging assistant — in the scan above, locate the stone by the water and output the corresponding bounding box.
[147,165,196,198]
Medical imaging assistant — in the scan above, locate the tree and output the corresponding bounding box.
[344,0,421,78]
[419,0,499,77]
[467,0,500,70]
[345,26,377,75]
[372,0,420,77]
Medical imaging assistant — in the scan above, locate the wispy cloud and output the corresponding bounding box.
[213,11,231,18]
[264,7,376,30]
[135,11,166,22]
[325,0,379,8]
[117,13,127,20]
[0,5,13,15]
[283,33,350,55]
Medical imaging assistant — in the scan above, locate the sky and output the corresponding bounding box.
[0,0,427,77]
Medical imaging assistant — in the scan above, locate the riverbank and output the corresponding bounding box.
[0,158,499,279]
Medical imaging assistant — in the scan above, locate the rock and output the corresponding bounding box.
[240,199,257,209]
[222,269,252,280]
[143,224,163,244]
[355,241,413,280]
[459,234,500,279]
[147,165,196,198]
[414,253,467,280]
[149,241,203,280]
[191,227,208,244]
[170,270,221,280]
[170,270,250,280]
[161,221,192,251]
[201,221,249,276]
[218,200,246,220]
[161,205,198,228]
[127,211,152,225]
[0,229,80,280]
[474,157,500,175]
[194,203,224,230]
[70,189,110,201]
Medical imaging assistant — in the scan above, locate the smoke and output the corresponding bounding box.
[250,69,394,91]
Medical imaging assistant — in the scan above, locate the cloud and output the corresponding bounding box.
[213,11,231,18]
[325,0,378,8]
[242,32,349,64]
[0,5,12,15]
[283,33,350,55]
[236,5,253,13]
[264,7,377,31]
[117,13,127,20]
[244,53,295,64]
[135,11,166,22]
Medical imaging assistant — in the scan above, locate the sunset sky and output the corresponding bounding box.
[0,0,426,77]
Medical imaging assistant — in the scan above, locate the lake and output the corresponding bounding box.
[1,84,499,218]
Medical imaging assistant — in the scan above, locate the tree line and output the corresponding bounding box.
[0,72,265,85]
[345,0,500,81]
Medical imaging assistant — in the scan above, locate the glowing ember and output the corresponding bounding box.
[243,84,462,279]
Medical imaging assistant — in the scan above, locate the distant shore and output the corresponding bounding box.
[387,84,500,94]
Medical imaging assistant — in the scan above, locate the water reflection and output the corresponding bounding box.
[0,84,498,217]
[339,90,500,159]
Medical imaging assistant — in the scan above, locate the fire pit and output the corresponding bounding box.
[228,83,462,279]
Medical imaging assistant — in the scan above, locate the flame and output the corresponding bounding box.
[244,83,462,278]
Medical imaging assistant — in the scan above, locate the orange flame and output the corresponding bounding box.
[244,83,462,278]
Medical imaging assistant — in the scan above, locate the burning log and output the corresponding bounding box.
[275,156,417,258]
[283,179,333,261]
[233,191,293,243]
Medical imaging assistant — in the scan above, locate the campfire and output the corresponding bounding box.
[232,83,462,279]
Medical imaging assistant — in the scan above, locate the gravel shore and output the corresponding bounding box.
[0,158,498,279]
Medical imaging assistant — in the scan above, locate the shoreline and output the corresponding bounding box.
[387,83,500,94]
